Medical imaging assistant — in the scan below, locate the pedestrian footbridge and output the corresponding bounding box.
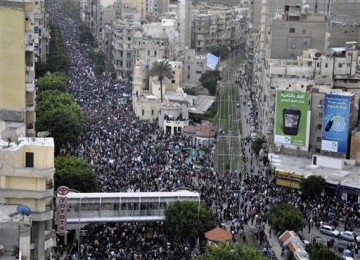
[58,190,200,229]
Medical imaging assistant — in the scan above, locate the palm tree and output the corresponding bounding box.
[149,60,174,103]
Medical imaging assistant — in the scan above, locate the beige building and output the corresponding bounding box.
[191,5,243,54]
[0,137,55,259]
[32,0,50,63]
[0,1,36,137]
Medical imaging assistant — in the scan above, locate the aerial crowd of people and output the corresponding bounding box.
[48,1,360,259]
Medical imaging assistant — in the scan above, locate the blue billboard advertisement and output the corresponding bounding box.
[321,94,351,153]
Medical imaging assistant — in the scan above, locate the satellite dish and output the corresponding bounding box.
[16,205,31,216]
[37,131,50,137]
[315,52,322,58]
[1,130,18,147]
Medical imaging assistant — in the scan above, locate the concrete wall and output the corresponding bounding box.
[350,128,360,164]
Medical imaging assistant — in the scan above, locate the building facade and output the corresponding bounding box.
[0,137,55,259]
[0,1,36,137]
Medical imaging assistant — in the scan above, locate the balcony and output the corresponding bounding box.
[32,210,54,222]
[26,82,35,92]
[25,21,33,31]
[26,128,35,137]
[25,43,34,52]
[10,167,55,178]
[0,188,54,200]
[26,102,35,111]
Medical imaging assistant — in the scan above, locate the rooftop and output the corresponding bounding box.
[204,227,232,242]
[0,137,54,151]
[268,153,360,189]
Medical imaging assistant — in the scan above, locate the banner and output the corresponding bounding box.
[321,94,350,153]
[274,90,309,147]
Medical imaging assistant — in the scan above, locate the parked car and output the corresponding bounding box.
[338,241,348,253]
[320,224,340,237]
[340,231,360,242]
[313,236,324,245]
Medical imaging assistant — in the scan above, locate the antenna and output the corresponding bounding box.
[1,130,19,147]
[37,131,50,137]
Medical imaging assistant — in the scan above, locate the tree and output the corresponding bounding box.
[79,23,95,47]
[149,60,174,103]
[165,201,216,244]
[36,90,83,150]
[88,50,105,75]
[199,70,222,96]
[47,25,70,73]
[195,242,266,260]
[55,156,99,192]
[306,244,341,260]
[37,72,69,92]
[251,135,266,157]
[300,175,327,199]
[268,203,303,233]
[209,45,230,59]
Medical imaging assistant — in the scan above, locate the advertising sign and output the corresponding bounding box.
[57,186,69,236]
[274,90,309,147]
[321,94,350,153]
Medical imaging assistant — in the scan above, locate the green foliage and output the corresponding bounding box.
[55,156,99,192]
[149,60,174,102]
[48,25,70,73]
[209,45,230,59]
[37,72,69,92]
[35,62,49,78]
[183,88,197,95]
[36,90,83,149]
[300,175,327,199]
[88,50,106,75]
[204,104,217,119]
[79,23,95,47]
[165,201,216,244]
[195,242,266,260]
[306,243,341,260]
[251,135,266,157]
[268,203,303,233]
[59,0,81,23]
[199,70,222,96]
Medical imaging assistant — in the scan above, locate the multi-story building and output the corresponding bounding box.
[80,0,101,41]
[0,137,55,259]
[117,0,146,20]
[191,5,243,54]
[260,45,360,158]
[33,0,50,63]
[182,48,207,85]
[0,0,36,137]
[111,19,142,79]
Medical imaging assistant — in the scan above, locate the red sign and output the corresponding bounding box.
[57,186,69,196]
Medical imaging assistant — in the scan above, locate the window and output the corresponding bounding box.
[317,124,322,130]
[338,63,343,68]
[319,112,323,117]
[302,29,306,34]
[171,80,175,83]
[325,63,328,68]
[317,63,320,68]
[196,71,202,74]
[347,63,351,67]
[151,110,154,116]
[187,74,190,79]
[188,66,190,70]
[26,152,34,167]
[307,61,312,66]
[277,6,282,11]
[317,137,322,142]
[154,50,157,56]
[303,41,308,47]
[289,28,295,33]
[142,110,144,116]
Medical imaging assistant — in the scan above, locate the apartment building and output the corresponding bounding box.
[33,0,50,63]
[191,5,243,54]
[260,45,360,158]
[0,137,55,259]
[0,1,36,137]
[111,19,142,79]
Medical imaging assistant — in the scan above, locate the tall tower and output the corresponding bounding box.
[177,0,192,56]
[0,0,36,137]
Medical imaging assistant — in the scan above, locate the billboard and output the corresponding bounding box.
[274,90,309,147]
[321,94,350,153]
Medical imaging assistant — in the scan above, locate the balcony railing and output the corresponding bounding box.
[11,167,54,178]
[0,188,54,200]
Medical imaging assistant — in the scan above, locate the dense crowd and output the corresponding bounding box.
[48,1,360,260]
